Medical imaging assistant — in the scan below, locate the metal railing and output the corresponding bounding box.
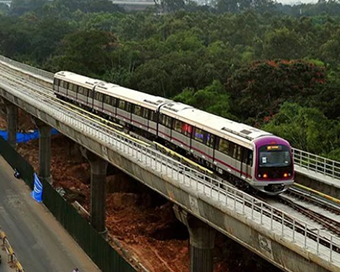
[4,81,338,267]
[293,148,340,180]
[0,228,25,271]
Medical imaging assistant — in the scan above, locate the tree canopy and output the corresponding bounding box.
[2,0,340,159]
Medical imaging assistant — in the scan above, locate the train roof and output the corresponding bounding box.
[55,71,170,109]
[56,71,273,146]
[160,103,271,145]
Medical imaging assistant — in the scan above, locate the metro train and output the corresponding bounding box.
[53,71,294,195]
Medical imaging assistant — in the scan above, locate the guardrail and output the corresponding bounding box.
[293,148,340,180]
[7,81,338,266]
[0,229,25,272]
[71,201,150,272]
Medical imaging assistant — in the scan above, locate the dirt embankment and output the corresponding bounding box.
[0,109,280,272]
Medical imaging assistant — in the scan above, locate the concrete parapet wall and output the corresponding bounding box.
[0,86,338,272]
[295,168,340,199]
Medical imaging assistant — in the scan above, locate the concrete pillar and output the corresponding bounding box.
[173,205,216,272]
[5,102,18,149]
[80,147,108,234]
[33,119,52,183]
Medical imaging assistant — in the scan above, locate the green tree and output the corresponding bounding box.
[226,59,326,124]
[54,30,117,76]
[263,102,340,155]
[319,29,340,67]
[173,80,233,118]
[263,27,305,59]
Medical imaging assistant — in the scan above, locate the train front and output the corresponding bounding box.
[252,136,294,195]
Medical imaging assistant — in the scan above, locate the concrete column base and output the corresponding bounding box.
[173,205,216,272]
[33,118,52,183]
[80,146,108,233]
[99,228,108,240]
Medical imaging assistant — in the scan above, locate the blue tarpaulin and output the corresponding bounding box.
[31,173,43,203]
[0,128,59,143]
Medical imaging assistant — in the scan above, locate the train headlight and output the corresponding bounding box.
[263,173,268,178]
[258,174,261,178]
[283,173,288,178]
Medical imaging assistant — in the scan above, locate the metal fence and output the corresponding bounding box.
[293,148,340,180]
[41,178,136,272]
[0,136,34,189]
[0,228,25,272]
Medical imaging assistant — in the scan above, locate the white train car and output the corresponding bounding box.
[53,71,294,195]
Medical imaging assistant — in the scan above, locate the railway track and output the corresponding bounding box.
[279,187,340,236]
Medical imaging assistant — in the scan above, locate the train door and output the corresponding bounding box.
[240,148,252,181]
[206,133,215,166]
[86,88,91,107]
[91,86,96,109]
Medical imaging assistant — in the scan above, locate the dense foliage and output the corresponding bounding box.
[1,0,340,159]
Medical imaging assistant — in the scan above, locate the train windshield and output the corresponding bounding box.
[258,145,291,167]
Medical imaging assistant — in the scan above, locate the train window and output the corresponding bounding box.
[167,116,173,128]
[150,111,157,122]
[88,89,93,98]
[207,133,215,148]
[160,114,165,126]
[194,128,204,143]
[134,105,142,116]
[126,102,132,112]
[160,114,172,128]
[173,120,182,133]
[182,123,192,137]
[111,97,117,107]
[143,108,149,119]
[104,95,111,104]
[228,143,235,158]
[78,86,83,95]
[73,84,78,92]
[53,78,59,86]
[69,83,74,92]
[83,88,88,96]
[95,92,103,101]
[242,149,253,165]
[219,138,229,155]
[118,100,125,110]
[235,145,241,161]
[63,81,68,89]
